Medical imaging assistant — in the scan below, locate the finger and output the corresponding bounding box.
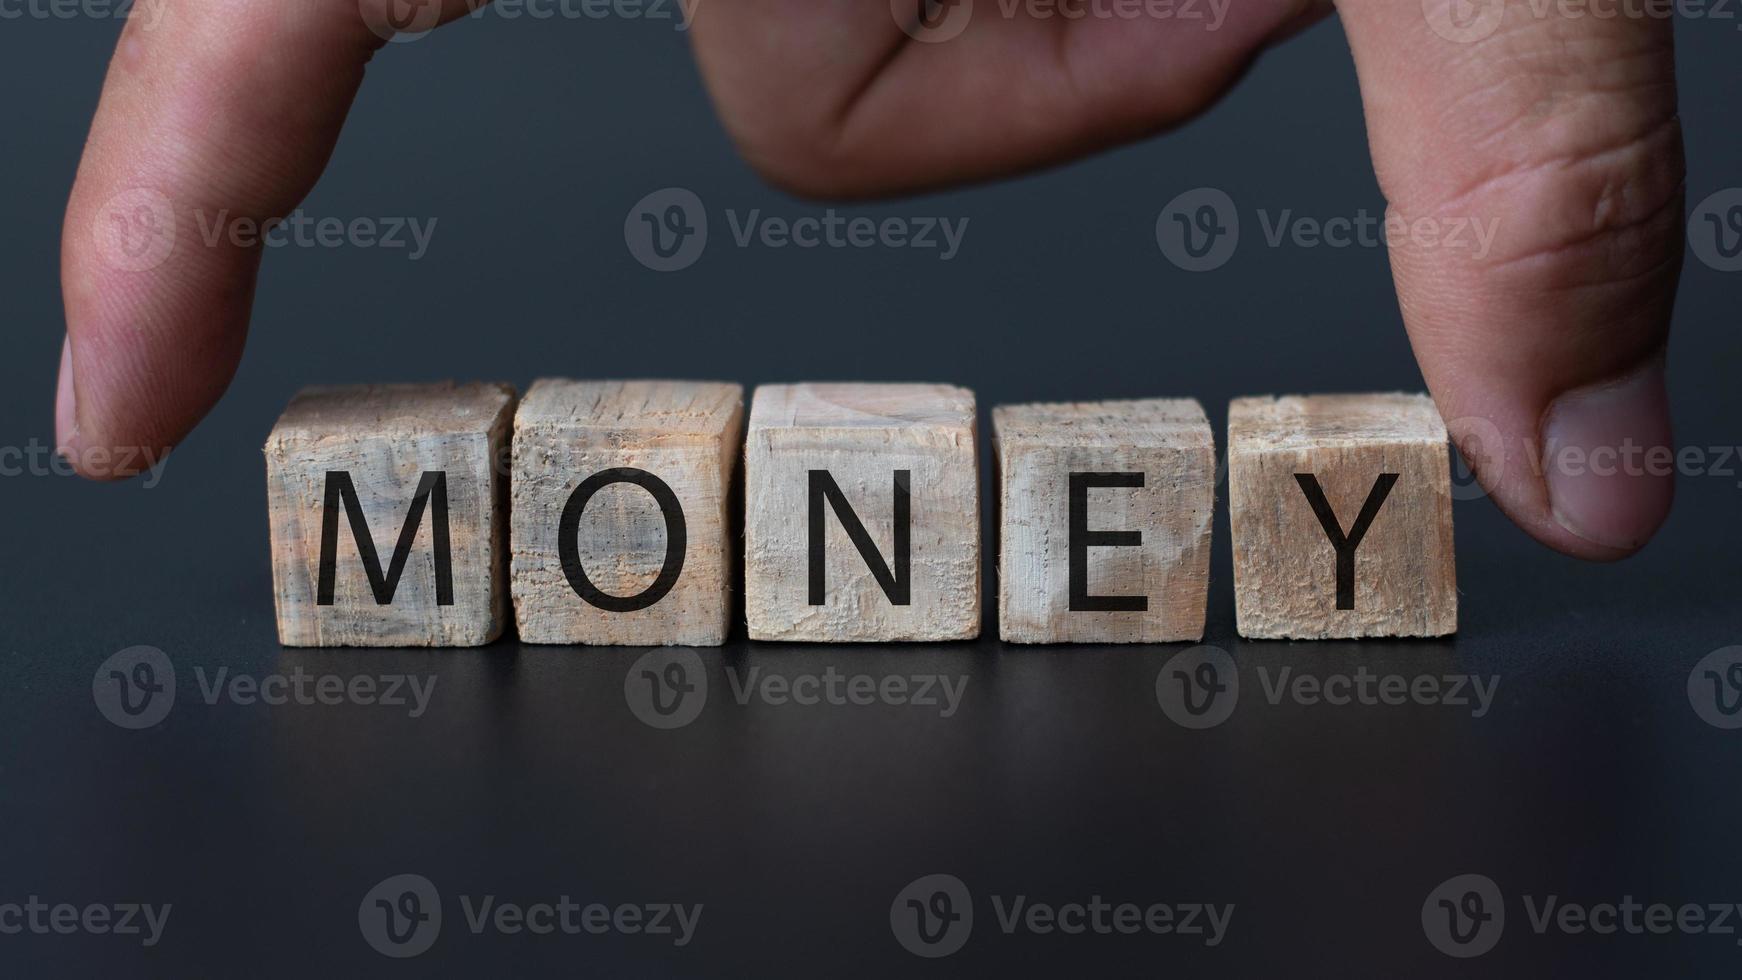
[59,0,479,479]
[690,0,1332,196]
[1336,0,1682,559]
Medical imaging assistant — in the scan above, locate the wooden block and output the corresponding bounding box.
[744,383,981,642]
[1229,393,1457,639]
[264,382,516,647]
[993,399,1215,644]
[510,380,744,646]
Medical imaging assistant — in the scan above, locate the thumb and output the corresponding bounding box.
[1336,0,1683,559]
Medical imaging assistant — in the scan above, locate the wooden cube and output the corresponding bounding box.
[993,399,1215,644]
[744,383,981,642]
[264,382,516,647]
[510,380,744,646]
[1229,393,1457,639]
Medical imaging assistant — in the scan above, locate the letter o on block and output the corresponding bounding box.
[511,380,743,646]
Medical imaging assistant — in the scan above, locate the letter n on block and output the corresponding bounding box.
[993,399,1215,643]
[1228,394,1457,639]
[263,382,516,646]
[745,383,981,642]
[510,380,744,646]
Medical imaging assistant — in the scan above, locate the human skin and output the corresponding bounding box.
[59,0,1682,560]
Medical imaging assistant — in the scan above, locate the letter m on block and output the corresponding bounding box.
[316,470,454,605]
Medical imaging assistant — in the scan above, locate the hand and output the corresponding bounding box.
[60,0,1681,563]
[685,0,1683,560]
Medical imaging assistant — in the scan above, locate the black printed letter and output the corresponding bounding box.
[559,467,687,612]
[317,470,452,606]
[808,470,911,605]
[1069,472,1148,612]
[1293,473,1399,610]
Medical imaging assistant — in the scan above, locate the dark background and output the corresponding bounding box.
[2,4,1739,976]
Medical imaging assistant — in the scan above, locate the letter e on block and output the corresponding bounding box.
[1228,394,1456,639]
[263,382,517,646]
[511,380,744,646]
[994,399,1215,643]
[745,383,981,642]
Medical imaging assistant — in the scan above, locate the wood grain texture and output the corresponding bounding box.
[510,379,743,646]
[264,382,516,647]
[1229,393,1457,640]
[744,383,981,642]
[993,399,1215,644]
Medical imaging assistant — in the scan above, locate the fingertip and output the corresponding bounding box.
[55,333,78,460]
[1541,360,1675,556]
